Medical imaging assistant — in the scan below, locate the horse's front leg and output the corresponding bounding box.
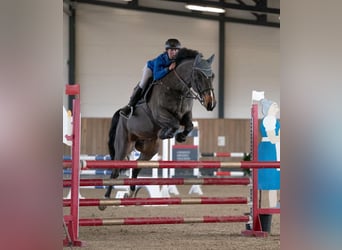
[175,113,193,143]
[158,116,180,140]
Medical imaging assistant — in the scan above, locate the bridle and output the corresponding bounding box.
[173,60,214,106]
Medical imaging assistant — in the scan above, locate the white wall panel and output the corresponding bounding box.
[72,4,279,118]
[63,11,69,108]
[225,23,280,118]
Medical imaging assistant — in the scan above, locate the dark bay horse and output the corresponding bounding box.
[99,48,216,210]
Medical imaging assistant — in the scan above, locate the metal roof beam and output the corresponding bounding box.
[75,0,279,28]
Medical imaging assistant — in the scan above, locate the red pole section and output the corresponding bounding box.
[79,218,104,226]
[63,177,250,187]
[259,207,280,214]
[63,197,248,207]
[65,84,80,95]
[240,161,280,169]
[79,216,250,226]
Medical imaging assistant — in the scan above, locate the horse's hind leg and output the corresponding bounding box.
[104,169,120,198]
[100,120,131,210]
[128,139,159,197]
[100,109,135,210]
[128,168,142,197]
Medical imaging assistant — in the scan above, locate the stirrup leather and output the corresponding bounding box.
[119,106,133,119]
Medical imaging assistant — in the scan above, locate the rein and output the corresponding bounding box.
[173,67,205,105]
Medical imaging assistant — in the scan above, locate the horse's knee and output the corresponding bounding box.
[159,127,175,140]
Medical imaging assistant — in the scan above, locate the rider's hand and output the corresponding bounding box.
[168,62,176,71]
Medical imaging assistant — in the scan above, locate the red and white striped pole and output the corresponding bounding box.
[201,152,245,158]
[63,177,251,187]
[63,159,280,169]
[79,215,250,226]
[63,197,248,207]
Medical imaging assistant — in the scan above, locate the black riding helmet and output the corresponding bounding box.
[165,38,181,50]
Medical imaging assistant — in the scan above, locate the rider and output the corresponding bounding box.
[120,38,182,118]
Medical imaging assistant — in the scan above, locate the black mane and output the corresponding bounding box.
[175,48,202,64]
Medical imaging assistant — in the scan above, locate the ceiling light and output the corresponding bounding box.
[185,4,226,14]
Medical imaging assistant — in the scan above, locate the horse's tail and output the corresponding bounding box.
[108,110,121,160]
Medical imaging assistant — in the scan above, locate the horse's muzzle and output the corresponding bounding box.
[204,90,216,111]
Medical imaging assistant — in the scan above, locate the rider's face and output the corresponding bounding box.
[167,48,179,60]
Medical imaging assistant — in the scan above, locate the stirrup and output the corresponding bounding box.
[119,106,133,119]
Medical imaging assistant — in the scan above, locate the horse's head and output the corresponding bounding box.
[191,54,216,111]
[173,49,216,111]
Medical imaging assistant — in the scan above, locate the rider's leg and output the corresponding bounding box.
[120,65,152,118]
[139,64,153,90]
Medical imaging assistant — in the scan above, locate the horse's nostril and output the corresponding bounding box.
[209,101,216,111]
[206,102,214,111]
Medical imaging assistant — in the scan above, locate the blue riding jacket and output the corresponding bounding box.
[147,52,174,81]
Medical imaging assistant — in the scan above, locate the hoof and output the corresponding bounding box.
[98,205,107,211]
[98,196,109,210]
[175,133,186,143]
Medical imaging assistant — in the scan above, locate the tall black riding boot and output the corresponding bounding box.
[120,86,143,119]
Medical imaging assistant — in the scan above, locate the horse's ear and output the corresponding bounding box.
[207,54,215,65]
[194,54,202,66]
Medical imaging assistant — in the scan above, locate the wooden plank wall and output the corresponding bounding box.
[63,118,252,159]
[196,119,250,153]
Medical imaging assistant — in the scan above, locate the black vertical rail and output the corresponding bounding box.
[68,4,76,111]
[218,15,225,118]
[248,104,254,229]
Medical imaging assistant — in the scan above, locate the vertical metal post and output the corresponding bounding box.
[68,4,76,111]
[218,14,225,118]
